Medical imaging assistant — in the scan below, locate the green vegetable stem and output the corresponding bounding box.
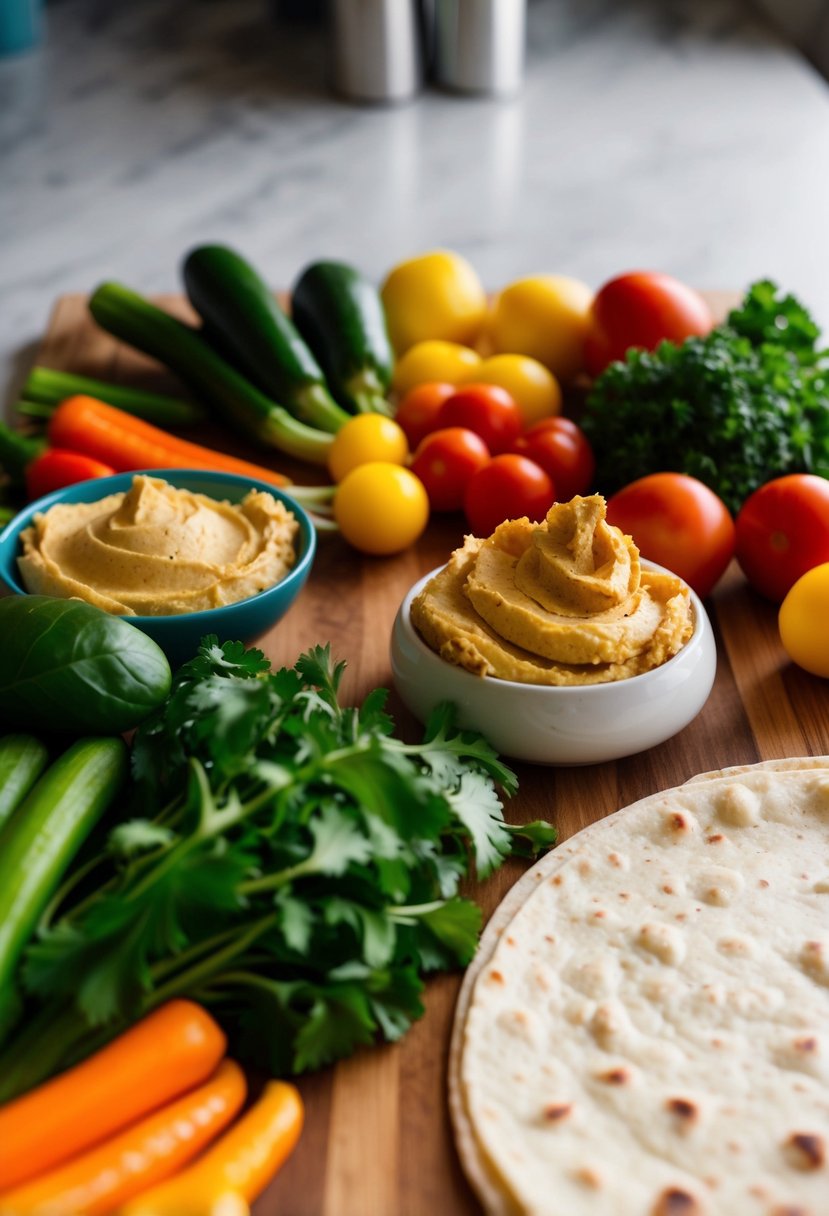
[0,640,556,1099]
[21,367,205,430]
[0,734,50,834]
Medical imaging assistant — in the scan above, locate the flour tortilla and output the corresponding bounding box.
[450,759,829,1216]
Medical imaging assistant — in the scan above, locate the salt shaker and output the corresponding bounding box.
[330,0,424,104]
[434,0,526,97]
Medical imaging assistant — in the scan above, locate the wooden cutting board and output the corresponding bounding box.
[29,294,829,1216]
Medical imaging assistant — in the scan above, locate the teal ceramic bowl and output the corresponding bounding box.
[0,469,316,667]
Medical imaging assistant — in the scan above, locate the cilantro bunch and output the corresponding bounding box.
[0,640,555,1101]
[582,280,829,514]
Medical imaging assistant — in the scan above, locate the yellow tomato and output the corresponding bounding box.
[489,275,594,382]
[327,414,409,483]
[393,341,482,396]
[779,563,829,677]
[381,250,487,354]
[473,354,562,427]
[334,462,429,555]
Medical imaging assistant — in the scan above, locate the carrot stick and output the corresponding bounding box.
[121,1080,304,1216]
[47,395,292,487]
[0,1059,246,1216]
[0,1000,226,1191]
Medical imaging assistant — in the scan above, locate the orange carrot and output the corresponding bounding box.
[48,395,292,487]
[0,1059,246,1216]
[121,1080,304,1216]
[0,1000,226,1191]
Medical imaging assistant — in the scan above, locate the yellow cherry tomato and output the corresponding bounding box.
[393,341,482,397]
[779,563,829,677]
[334,462,429,555]
[381,250,487,353]
[473,354,562,427]
[489,275,594,382]
[327,414,409,483]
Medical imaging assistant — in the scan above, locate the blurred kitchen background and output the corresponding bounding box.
[2,0,829,404]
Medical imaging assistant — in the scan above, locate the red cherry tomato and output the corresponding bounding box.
[584,271,713,378]
[605,472,735,598]
[25,449,116,501]
[437,383,523,455]
[410,427,491,512]
[464,454,556,537]
[512,417,595,501]
[735,474,829,602]
[394,382,455,451]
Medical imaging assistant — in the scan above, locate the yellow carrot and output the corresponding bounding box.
[121,1080,304,1216]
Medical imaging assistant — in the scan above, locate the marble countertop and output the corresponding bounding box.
[3,0,829,402]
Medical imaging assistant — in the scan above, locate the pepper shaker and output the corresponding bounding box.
[434,0,526,97]
[330,0,424,104]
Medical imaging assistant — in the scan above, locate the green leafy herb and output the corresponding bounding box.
[582,279,829,513]
[0,639,556,1101]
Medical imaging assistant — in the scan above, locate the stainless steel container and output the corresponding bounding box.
[434,0,526,97]
[331,0,423,104]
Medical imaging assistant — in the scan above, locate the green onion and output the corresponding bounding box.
[23,367,205,430]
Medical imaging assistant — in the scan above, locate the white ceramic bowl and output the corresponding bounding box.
[390,561,717,765]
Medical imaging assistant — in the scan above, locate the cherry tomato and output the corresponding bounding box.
[511,417,595,501]
[327,414,409,483]
[584,272,713,378]
[392,340,481,395]
[464,455,555,536]
[474,354,562,427]
[779,563,829,677]
[735,474,829,602]
[438,384,523,455]
[394,382,455,451]
[334,462,429,555]
[605,473,735,598]
[410,427,491,512]
[25,450,115,501]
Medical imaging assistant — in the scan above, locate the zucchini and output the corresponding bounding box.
[292,260,394,416]
[183,245,350,434]
[0,737,127,1033]
[89,283,334,465]
[0,734,50,834]
[0,597,172,735]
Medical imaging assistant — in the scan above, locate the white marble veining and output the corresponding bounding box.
[2,0,829,404]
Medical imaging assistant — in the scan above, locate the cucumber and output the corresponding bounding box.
[0,736,127,1034]
[0,734,50,834]
[292,260,394,416]
[183,245,349,434]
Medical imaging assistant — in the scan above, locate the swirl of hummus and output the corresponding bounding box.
[18,474,299,616]
[410,495,693,685]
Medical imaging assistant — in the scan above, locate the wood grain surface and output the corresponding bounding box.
[28,293,829,1216]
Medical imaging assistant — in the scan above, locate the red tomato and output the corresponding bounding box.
[394,382,455,450]
[25,449,116,501]
[437,384,523,455]
[464,455,556,536]
[410,427,491,512]
[584,272,713,378]
[512,417,595,501]
[735,474,829,602]
[606,473,735,598]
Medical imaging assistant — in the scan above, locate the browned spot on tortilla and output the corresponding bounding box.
[608,852,623,867]
[785,1132,825,1170]
[542,1102,572,1122]
[671,813,688,831]
[758,878,770,888]
[667,1097,698,1125]
[598,1067,628,1085]
[572,1165,602,1189]
[663,884,675,894]
[506,936,516,946]
[707,834,725,844]
[488,970,504,984]
[651,1187,701,1215]
[794,1036,818,1053]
